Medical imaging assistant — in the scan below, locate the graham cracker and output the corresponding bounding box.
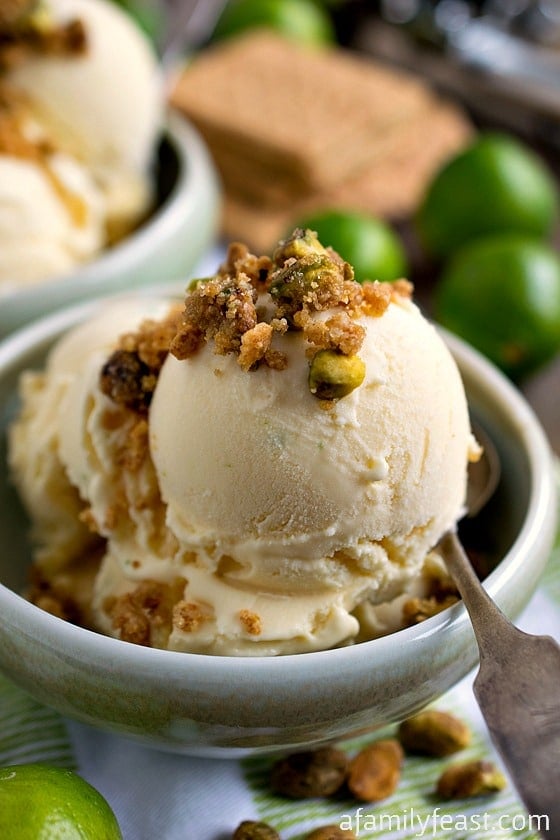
[220,100,473,253]
[171,30,432,193]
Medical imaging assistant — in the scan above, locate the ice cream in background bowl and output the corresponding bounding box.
[0,231,556,755]
[0,0,221,336]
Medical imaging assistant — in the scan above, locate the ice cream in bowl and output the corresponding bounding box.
[0,230,556,755]
[0,0,220,337]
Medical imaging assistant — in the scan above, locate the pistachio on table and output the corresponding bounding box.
[270,747,349,799]
[398,709,471,757]
[347,738,403,802]
[233,820,281,840]
[306,826,356,839]
[437,759,507,799]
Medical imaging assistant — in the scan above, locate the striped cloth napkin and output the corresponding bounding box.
[1,471,558,840]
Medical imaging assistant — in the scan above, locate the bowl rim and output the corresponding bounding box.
[0,110,213,306]
[0,304,557,681]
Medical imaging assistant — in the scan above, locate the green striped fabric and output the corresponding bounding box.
[0,673,75,770]
[243,711,540,839]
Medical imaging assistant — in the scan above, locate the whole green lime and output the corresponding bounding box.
[213,0,335,47]
[435,234,560,379]
[416,133,559,259]
[292,209,408,282]
[0,764,122,840]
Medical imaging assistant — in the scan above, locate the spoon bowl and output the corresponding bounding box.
[466,420,501,518]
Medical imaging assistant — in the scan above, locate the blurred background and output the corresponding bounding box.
[54,0,560,451]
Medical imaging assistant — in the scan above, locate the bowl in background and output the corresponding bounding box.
[0,112,221,339]
[0,302,557,757]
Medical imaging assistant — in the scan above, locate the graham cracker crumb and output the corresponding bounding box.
[301,311,365,357]
[173,600,213,633]
[238,321,274,371]
[117,417,149,472]
[391,279,414,300]
[403,569,459,626]
[106,577,186,647]
[0,7,87,72]
[219,240,272,292]
[99,306,182,414]
[107,592,151,646]
[171,271,258,360]
[169,229,414,400]
[239,609,262,636]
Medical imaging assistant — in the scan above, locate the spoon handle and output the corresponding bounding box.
[438,530,512,655]
[439,530,560,839]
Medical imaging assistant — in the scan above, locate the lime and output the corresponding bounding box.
[213,0,335,47]
[0,764,122,840]
[416,133,559,259]
[435,234,560,379]
[292,209,408,282]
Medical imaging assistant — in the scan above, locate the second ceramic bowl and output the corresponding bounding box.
[0,112,221,338]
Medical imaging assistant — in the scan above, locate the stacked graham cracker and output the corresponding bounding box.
[171,31,473,252]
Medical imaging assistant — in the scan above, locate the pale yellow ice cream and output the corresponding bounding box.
[0,152,106,291]
[8,0,162,237]
[8,298,170,572]
[0,0,162,291]
[9,231,478,654]
[145,296,472,653]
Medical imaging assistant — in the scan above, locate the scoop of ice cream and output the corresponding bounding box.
[10,231,476,655]
[152,296,469,574]
[0,152,106,291]
[55,299,178,571]
[8,364,95,574]
[8,0,163,222]
[0,0,163,289]
[8,298,172,572]
[145,293,471,652]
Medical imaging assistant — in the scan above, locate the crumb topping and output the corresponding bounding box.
[402,564,459,626]
[173,600,213,633]
[99,306,183,414]
[104,577,186,647]
[0,3,87,72]
[0,82,92,226]
[26,546,103,628]
[0,84,50,159]
[99,231,411,414]
[239,608,262,636]
[169,228,412,400]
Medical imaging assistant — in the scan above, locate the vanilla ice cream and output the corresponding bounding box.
[8,297,171,572]
[9,231,478,654]
[0,152,106,291]
[0,0,162,291]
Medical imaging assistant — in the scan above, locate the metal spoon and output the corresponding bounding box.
[158,0,229,71]
[438,422,560,839]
